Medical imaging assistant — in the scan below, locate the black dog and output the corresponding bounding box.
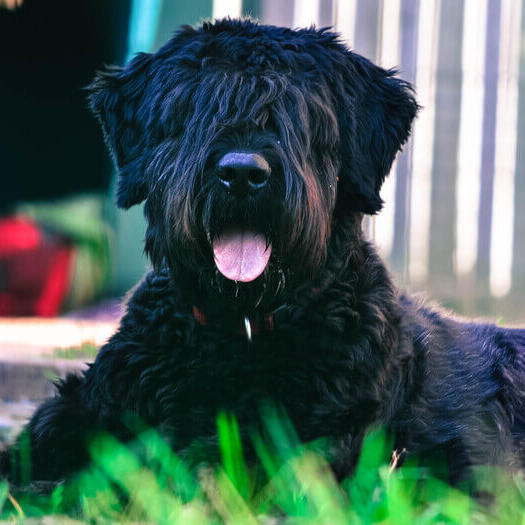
[4,19,525,485]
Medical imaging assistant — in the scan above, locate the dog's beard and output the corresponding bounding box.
[192,183,286,311]
[157,190,333,315]
[205,259,289,315]
[204,225,289,315]
[158,214,328,316]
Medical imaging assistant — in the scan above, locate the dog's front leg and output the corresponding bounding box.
[328,431,366,481]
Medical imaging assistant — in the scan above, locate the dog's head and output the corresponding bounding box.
[88,19,418,311]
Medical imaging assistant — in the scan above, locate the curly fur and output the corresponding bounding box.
[3,19,525,486]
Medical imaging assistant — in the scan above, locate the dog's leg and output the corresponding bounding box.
[1,374,94,483]
[329,432,366,480]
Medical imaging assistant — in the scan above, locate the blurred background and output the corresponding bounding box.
[0,0,524,323]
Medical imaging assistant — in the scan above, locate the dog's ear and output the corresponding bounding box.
[336,53,419,214]
[87,52,154,209]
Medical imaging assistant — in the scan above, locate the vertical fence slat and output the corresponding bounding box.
[511,0,525,305]
[353,0,380,59]
[390,0,419,277]
[428,0,464,290]
[476,0,501,295]
[454,0,487,313]
[408,0,440,284]
[333,0,357,46]
[489,0,522,298]
[318,0,333,27]
[260,0,294,26]
[293,0,321,27]
[374,0,402,259]
[455,0,487,277]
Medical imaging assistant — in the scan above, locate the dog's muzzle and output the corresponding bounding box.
[212,152,273,283]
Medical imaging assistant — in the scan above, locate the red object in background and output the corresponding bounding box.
[0,216,74,316]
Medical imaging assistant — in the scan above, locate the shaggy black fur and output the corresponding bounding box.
[3,19,525,486]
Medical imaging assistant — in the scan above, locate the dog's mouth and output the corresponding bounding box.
[212,228,272,282]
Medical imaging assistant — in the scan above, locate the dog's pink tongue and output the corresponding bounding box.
[213,230,271,282]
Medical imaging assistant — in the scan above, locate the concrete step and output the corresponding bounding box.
[0,317,118,443]
[0,359,89,444]
[0,353,88,402]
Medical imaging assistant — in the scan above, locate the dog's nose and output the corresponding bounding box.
[217,152,271,195]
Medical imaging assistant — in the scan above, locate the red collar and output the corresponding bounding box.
[191,288,320,341]
[192,305,277,341]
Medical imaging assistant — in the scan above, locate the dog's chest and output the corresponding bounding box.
[107,323,381,446]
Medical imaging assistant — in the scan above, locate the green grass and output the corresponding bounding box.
[2,409,525,523]
[53,343,99,360]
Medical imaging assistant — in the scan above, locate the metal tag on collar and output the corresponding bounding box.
[244,316,252,342]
